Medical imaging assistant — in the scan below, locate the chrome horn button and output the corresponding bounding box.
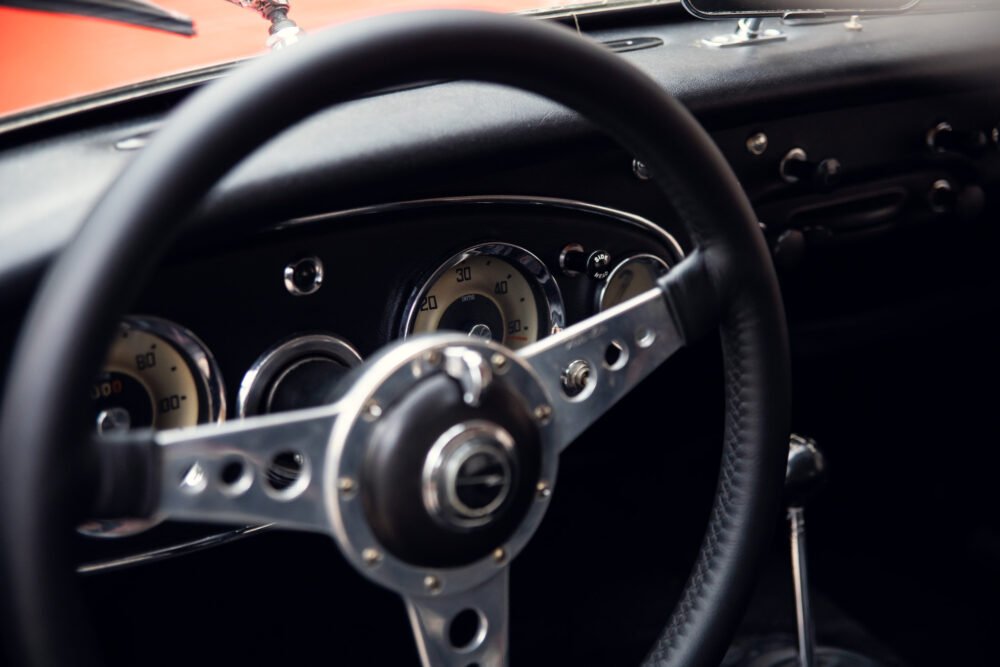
[423,421,516,529]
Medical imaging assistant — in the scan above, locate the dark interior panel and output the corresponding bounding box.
[1,4,999,666]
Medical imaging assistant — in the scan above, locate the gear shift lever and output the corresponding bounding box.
[731,436,885,667]
[785,434,827,667]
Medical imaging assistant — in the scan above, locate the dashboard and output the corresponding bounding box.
[76,197,683,564]
[2,5,1000,664]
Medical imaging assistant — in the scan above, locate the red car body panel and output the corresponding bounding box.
[0,0,559,118]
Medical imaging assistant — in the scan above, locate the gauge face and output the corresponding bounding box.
[238,334,363,417]
[94,326,201,432]
[597,254,671,311]
[406,244,564,350]
[84,316,225,537]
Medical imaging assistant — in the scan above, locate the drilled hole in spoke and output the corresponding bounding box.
[267,452,302,490]
[220,460,243,485]
[264,450,310,500]
[178,461,206,494]
[603,340,628,370]
[636,327,656,349]
[449,608,485,652]
[219,458,251,496]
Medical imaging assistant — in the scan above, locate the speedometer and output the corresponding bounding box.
[403,243,564,350]
[83,316,225,537]
[91,317,225,433]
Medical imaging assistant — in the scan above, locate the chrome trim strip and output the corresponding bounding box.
[275,195,686,261]
[520,0,671,20]
[77,524,273,574]
[0,63,240,136]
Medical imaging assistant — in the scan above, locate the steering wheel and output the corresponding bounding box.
[0,10,789,667]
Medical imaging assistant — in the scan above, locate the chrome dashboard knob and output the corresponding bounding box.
[780,148,842,190]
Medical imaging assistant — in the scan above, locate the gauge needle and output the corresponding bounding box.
[468,323,493,340]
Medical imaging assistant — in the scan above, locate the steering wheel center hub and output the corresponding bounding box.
[327,335,560,595]
[423,420,516,528]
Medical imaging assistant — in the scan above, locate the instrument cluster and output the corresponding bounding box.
[82,197,682,553]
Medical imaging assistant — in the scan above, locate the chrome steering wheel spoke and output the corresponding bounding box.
[405,569,509,667]
[520,252,717,454]
[152,404,339,532]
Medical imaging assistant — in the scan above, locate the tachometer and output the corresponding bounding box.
[83,316,225,537]
[403,243,564,350]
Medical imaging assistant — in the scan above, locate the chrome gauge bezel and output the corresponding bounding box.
[595,253,672,313]
[401,242,565,346]
[81,315,226,539]
[126,315,228,424]
[237,333,363,417]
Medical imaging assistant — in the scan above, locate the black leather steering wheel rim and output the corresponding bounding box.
[0,10,790,666]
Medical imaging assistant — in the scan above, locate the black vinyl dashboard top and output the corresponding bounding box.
[0,5,999,295]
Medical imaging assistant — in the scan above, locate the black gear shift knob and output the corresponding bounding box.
[785,434,826,509]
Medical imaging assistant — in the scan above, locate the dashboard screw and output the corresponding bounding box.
[337,477,356,496]
[632,159,652,180]
[493,547,507,564]
[424,575,442,593]
[362,548,382,566]
[536,481,552,499]
[533,404,552,423]
[746,132,769,156]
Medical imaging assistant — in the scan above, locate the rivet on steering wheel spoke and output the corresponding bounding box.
[533,404,553,423]
[362,399,383,421]
[490,352,508,373]
[536,481,552,500]
[337,477,357,498]
[424,575,443,594]
[362,548,383,566]
[493,547,507,564]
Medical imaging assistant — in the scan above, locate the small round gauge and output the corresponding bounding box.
[82,316,225,538]
[597,254,671,312]
[403,243,564,350]
[238,334,363,417]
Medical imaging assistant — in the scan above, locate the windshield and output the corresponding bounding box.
[0,0,653,122]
